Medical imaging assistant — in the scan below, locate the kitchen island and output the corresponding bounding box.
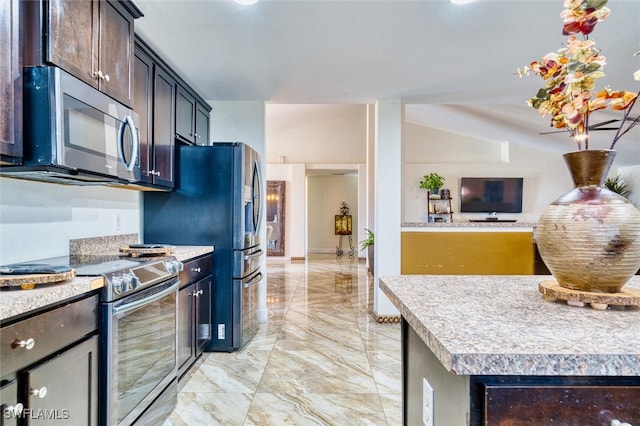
[380,275,640,425]
[400,222,537,275]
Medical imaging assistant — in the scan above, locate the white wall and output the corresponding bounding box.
[403,123,572,223]
[266,104,367,164]
[307,174,358,253]
[0,178,141,264]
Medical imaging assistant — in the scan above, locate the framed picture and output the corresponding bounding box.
[335,215,352,235]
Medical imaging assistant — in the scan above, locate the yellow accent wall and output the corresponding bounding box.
[401,231,535,275]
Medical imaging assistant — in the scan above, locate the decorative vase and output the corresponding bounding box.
[535,149,640,293]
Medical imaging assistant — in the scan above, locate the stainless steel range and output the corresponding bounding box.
[12,254,183,425]
[97,255,182,426]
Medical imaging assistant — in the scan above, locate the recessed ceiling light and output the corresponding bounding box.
[449,0,475,4]
[234,0,258,5]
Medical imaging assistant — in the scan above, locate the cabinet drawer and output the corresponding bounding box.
[179,255,212,286]
[485,384,640,424]
[0,295,98,375]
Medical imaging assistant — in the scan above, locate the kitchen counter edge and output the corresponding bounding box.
[379,274,640,377]
[0,246,214,323]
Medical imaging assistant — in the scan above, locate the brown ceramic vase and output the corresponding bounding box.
[535,149,640,293]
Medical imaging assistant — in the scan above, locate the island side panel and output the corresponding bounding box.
[403,319,470,425]
[401,231,535,275]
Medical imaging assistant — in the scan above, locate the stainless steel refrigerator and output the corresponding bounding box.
[144,142,263,352]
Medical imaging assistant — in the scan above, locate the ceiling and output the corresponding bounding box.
[134,0,640,166]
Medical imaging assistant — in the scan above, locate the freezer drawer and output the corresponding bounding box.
[234,270,262,349]
[233,246,263,279]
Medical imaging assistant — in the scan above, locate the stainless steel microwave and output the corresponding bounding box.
[1,66,141,185]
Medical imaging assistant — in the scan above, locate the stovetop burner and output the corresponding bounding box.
[6,254,174,276]
[2,253,183,301]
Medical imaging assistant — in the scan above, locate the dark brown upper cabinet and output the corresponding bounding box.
[0,0,22,165]
[176,84,211,145]
[24,0,143,107]
[134,39,175,189]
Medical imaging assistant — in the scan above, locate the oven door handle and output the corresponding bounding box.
[243,272,263,288]
[113,282,178,316]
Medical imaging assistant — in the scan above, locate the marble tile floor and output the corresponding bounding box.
[164,254,402,425]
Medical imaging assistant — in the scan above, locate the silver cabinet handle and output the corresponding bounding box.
[30,387,47,398]
[191,267,201,273]
[92,70,110,81]
[13,338,35,350]
[4,403,23,417]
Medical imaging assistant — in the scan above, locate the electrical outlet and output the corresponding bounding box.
[217,324,225,339]
[423,378,434,426]
[113,213,121,231]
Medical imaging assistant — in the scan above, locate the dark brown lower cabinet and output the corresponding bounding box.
[0,380,19,426]
[472,377,640,425]
[177,255,213,379]
[25,336,99,425]
[0,294,99,425]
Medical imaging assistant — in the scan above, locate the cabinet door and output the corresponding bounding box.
[195,277,213,355]
[194,102,210,146]
[47,0,98,88]
[0,380,20,426]
[152,66,176,187]
[175,86,196,143]
[0,0,22,163]
[133,47,153,184]
[177,283,195,377]
[485,384,640,424]
[25,335,98,425]
[97,0,135,106]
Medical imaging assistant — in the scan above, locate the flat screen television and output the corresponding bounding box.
[460,177,524,213]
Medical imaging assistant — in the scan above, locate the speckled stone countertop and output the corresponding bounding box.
[402,222,537,229]
[379,275,640,377]
[0,245,213,323]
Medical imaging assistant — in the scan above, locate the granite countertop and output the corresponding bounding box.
[401,222,537,228]
[0,245,214,323]
[379,275,640,377]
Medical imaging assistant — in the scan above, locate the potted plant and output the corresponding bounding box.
[359,228,374,273]
[419,173,445,194]
[605,175,632,199]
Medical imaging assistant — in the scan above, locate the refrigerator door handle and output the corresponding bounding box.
[243,272,263,288]
[244,249,263,260]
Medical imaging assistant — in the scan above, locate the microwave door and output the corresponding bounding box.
[62,95,113,176]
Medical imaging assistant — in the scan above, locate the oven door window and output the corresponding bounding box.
[113,286,176,423]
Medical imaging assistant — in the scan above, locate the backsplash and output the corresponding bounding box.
[0,177,141,264]
[69,234,139,256]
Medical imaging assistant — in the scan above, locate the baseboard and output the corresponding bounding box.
[371,309,401,324]
[290,256,305,262]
